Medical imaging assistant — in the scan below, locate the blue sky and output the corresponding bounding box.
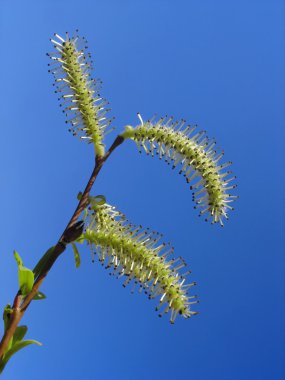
[0,0,284,379]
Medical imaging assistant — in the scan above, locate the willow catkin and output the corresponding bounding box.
[83,203,198,323]
[121,114,237,226]
[48,32,113,156]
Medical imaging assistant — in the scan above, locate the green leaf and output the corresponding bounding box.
[13,250,35,295]
[2,305,13,352]
[33,291,46,301]
[33,246,54,280]
[13,251,23,267]
[18,266,34,296]
[12,326,27,344]
[71,243,81,268]
[0,339,42,373]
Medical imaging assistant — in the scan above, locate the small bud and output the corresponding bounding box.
[62,221,84,244]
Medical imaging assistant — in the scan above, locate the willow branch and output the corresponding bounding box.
[0,135,124,359]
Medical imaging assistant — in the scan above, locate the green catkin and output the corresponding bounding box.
[48,32,114,157]
[121,114,237,226]
[83,203,198,323]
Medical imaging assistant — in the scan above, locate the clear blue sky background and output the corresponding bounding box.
[0,1,284,379]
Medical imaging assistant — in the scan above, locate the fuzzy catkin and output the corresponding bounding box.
[121,115,237,226]
[84,203,198,323]
[48,32,113,156]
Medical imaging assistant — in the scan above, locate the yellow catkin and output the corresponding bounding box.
[121,115,237,226]
[84,203,198,323]
[48,32,114,157]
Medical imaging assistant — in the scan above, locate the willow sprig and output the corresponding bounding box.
[0,31,238,374]
[48,31,114,157]
[121,114,237,226]
[83,201,198,323]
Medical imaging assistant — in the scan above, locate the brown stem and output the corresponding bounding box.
[0,135,124,360]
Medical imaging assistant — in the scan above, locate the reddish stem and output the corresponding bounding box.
[0,135,124,360]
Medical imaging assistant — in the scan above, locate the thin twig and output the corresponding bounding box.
[0,135,124,360]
